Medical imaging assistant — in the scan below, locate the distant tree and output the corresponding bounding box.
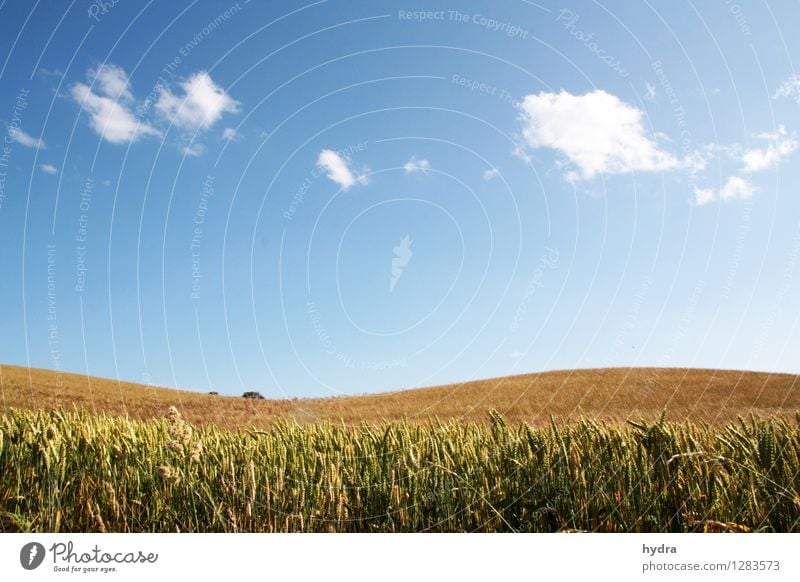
[208,391,219,396]
[242,391,265,400]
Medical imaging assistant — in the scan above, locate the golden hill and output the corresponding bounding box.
[1,364,798,429]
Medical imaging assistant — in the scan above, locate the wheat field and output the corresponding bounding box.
[2,364,798,532]
[1,407,798,532]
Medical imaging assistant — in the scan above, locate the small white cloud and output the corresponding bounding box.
[692,176,755,205]
[644,82,656,101]
[221,127,241,141]
[692,186,716,206]
[90,63,133,102]
[720,176,755,201]
[403,156,431,174]
[740,135,798,173]
[71,79,161,144]
[754,125,787,141]
[8,127,45,149]
[37,67,64,80]
[508,351,525,359]
[682,145,717,176]
[773,74,800,103]
[182,143,205,157]
[483,168,500,181]
[39,163,58,174]
[511,142,532,164]
[156,72,240,132]
[518,89,678,180]
[316,149,367,190]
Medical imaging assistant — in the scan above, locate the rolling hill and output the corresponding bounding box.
[2,364,798,429]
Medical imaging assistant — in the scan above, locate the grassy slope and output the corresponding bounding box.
[1,364,798,429]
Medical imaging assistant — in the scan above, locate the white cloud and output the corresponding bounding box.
[316,149,367,190]
[403,156,430,174]
[720,176,755,201]
[692,186,716,206]
[511,142,532,164]
[508,351,524,359]
[71,82,161,144]
[39,163,58,174]
[182,143,205,157]
[773,74,800,103]
[518,89,678,180]
[156,72,240,132]
[221,127,241,141]
[691,176,755,205]
[8,127,45,149]
[483,168,500,181]
[682,145,716,175]
[90,64,133,102]
[740,128,798,173]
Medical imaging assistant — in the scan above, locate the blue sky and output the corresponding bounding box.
[1,1,799,397]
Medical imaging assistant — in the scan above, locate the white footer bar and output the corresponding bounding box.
[1,533,797,581]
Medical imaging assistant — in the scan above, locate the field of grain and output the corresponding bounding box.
[2,364,799,428]
[1,407,798,532]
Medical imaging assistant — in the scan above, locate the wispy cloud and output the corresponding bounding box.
[692,126,798,205]
[182,143,206,157]
[518,89,678,180]
[403,156,431,174]
[221,127,241,141]
[316,149,368,190]
[483,168,500,181]
[740,126,797,173]
[773,74,800,103]
[8,127,45,149]
[39,163,58,174]
[693,176,756,206]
